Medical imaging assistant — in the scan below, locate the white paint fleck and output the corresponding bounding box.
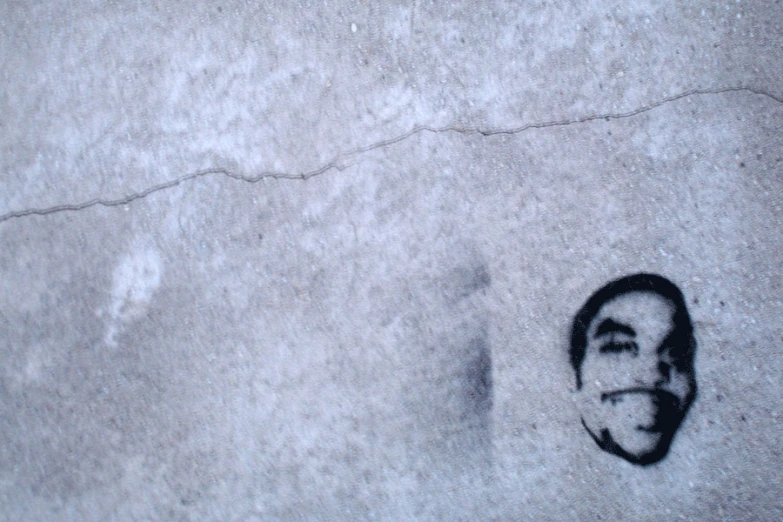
[351,22,358,33]
[103,245,163,347]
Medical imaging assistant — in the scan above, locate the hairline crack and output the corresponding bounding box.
[1,86,780,223]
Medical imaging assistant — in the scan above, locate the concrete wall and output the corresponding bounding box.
[1,2,781,519]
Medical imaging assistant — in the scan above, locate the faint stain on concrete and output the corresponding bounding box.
[102,243,163,347]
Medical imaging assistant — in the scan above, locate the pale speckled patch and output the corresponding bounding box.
[102,243,163,347]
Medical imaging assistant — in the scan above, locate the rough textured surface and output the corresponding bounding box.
[1,1,782,520]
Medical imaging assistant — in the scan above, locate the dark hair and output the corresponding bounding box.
[570,273,695,389]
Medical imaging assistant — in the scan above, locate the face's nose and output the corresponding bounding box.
[632,352,671,388]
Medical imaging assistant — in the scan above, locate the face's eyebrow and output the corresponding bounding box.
[593,318,636,339]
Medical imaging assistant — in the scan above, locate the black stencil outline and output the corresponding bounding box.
[571,273,698,466]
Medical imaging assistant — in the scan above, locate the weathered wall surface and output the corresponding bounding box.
[1,2,781,520]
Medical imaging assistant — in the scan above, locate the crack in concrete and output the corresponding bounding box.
[1,86,780,223]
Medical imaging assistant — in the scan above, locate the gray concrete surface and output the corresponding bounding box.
[1,1,782,520]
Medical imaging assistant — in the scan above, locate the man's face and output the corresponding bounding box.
[576,291,695,465]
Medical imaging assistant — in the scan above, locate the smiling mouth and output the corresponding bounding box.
[600,388,683,431]
[601,387,680,405]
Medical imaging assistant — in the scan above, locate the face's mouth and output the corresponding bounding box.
[600,388,683,432]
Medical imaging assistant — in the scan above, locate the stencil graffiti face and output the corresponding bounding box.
[571,274,697,466]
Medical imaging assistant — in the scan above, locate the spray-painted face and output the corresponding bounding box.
[573,276,697,466]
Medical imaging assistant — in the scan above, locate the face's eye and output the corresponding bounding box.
[599,340,639,355]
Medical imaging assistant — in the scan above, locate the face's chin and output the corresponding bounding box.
[580,389,685,465]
